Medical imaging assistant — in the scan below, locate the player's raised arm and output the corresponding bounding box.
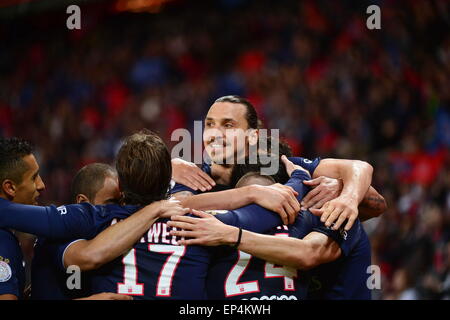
[291,157,374,231]
[358,186,387,220]
[0,199,97,240]
[62,199,189,271]
[301,177,387,219]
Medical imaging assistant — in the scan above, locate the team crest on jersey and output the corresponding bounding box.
[0,260,12,282]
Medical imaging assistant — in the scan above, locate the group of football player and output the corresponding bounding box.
[0,95,386,300]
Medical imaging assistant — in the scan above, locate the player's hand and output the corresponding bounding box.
[301,177,343,210]
[281,155,310,177]
[250,183,300,225]
[77,292,133,300]
[310,196,359,231]
[171,158,216,192]
[167,209,237,246]
[149,199,190,218]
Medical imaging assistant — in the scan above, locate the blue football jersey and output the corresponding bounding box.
[0,229,25,299]
[29,204,212,300]
[31,237,91,300]
[87,216,212,300]
[31,170,311,300]
[206,209,350,301]
[307,224,372,300]
[0,170,312,300]
[206,211,312,300]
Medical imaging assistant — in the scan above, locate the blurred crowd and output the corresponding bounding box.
[0,0,449,299]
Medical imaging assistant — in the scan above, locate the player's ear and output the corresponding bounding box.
[76,194,90,204]
[1,179,17,198]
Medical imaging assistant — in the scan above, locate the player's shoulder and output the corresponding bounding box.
[288,156,320,164]
[0,229,20,256]
[200,161,212,174]
[288,156,321,175]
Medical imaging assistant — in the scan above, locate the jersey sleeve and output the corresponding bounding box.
[39,239,86,273]
[216,169,311,233]
[59,240,87,272]
[288,157,321,176]
[311,215,362,257]
[0,200,99,240]
[0,234,22,297]
[288,210,316,239]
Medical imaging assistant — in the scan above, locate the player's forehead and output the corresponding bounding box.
[205,102,247,123]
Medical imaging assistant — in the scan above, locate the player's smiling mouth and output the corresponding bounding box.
[210,143,226,148]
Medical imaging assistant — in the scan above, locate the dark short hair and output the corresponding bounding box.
[71,163,117,203]
[214,95,261,129]
[235,172,276,188]
[0,138,34,185]
[115,129,171,206]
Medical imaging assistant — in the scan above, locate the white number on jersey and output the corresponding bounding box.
[225,233,298,297]
[149,245,186,297]
[117,245,186,297]
[117,248,144,295]
[225,251,259,297]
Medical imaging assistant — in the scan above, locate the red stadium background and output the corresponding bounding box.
[0,0,449,300]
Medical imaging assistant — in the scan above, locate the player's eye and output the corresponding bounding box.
[205,122,214,127]
[224,123,234,128]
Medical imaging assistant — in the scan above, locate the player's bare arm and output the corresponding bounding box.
[0,294,18,300]
[283,156,373,231]
[168,210,341,270]
[63,199,189,271]
[301,176,387,219]
[172,183,301,225]
[358,186,387,220]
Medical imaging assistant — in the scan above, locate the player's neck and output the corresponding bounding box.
[210,163,233,185]
[0,193,9,201]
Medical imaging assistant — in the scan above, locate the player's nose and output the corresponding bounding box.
[204,128,224,144]
[36,175,46,191]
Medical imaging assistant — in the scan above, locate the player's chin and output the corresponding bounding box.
[208,151,225,164]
